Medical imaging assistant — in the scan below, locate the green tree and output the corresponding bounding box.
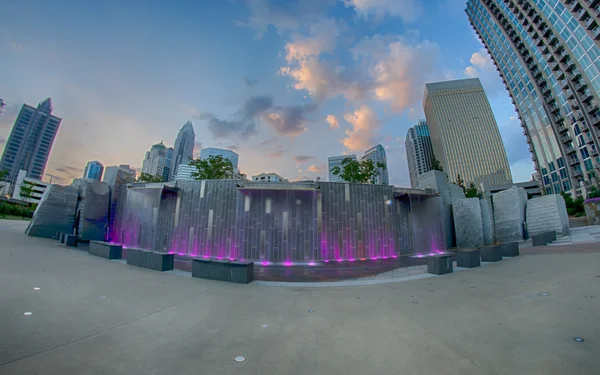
[465,183,481,198]
[137,173,165,183]
[330,157,386,184]
[430,155,443,171]
[561,192,585,216]
[19,183,35,201]
[189,155,234,180]
[0,170,8,181]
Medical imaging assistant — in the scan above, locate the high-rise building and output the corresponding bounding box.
[0,98,62,186]
[163,147,174,182]
[170,121,195,179]
[466,0,600,195]
[0,99,5,115]
[199,148,239,171]
[406,120,435,187]
[328,154,358,182]
[141,142,168,179]
[423,78,513,186]
[361,144,389,185]
[252,172,288,182]
[174,164,196,181]
[83,160,104,181]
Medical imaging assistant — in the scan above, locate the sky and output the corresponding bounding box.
[0,0,535,186]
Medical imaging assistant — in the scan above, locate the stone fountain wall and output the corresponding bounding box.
[112,180,445,262]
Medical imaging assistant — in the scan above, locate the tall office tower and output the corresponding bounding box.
[0,98,62,185]
[199,148,240,171]
[361,144,389,185]
[141,141,168,179]
[163,147,174,181]
[170,121,195,179]
[83,160,104,181]
[328,154,358,182]
[0,99,4,115]
[423,78,513,186]
[466,0,600,195]
[406,120,435,187]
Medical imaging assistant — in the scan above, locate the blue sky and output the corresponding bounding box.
[0,0,534,185]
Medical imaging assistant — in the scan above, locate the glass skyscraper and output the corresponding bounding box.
[170,121,195,180]
[0,98,62,185]
[406,120,435,188]
[466,0,600,195]
[199,148,240,171]
[83,160,104,181]
[361,144,389,185]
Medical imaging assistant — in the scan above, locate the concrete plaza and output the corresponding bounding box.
[0,219,598,375]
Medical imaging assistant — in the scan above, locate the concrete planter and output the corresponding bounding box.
[584,200,600,226]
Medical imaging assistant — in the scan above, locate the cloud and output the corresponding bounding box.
[463,48,505,96]
[262,104,315,136]
[284,18,341,63]
[244,78,258,88]
[325,115,339,129]
[268,145,285,157]
[0,102,22,129]
[498,115,531,165]
[308,164,326,173]
[294,155,315,163]
[260,136,277,146]
[0,137,6,146]
[353,35,442,110]
[201,96,315,139]
[54,165,83,178]
[226,144,239,150]
[236,0,336,37]
[344,0,422,22]
[342,105,381,152]
[281,34,442,111]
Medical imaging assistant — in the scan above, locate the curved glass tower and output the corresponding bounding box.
[466,0,600,195]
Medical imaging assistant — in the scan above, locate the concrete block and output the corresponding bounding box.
[59,233,66,243]
[64,234,78,247]
[230,261,254,284]
[208,259,233,281]
[456,249,481,268]
[498,242,519,257]
[531,231,556,246]
[492,187,526,243]
[126,248,174,271]
[89,241,122,259]
[480,199,494,245]
[480,245,502,262]
[55,231,62,240]
[452,198,484,248]
[526,195,570,237]
[26,185,78,239]
[427,255,453,275]
[192,258,212,279]
[72,179,110,242]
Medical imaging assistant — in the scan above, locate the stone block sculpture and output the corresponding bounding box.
[452,198,484,248]
[72,179,110,242]
[480,199,494,245]
[526,194,570,237]
[26,185,78,239]
[418,171,465,248]
[492,186,526,242]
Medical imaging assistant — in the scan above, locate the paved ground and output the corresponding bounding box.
[1,220,599,375]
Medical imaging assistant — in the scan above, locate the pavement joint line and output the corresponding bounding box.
[0,284,227,368]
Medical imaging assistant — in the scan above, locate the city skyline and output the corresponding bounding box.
[1,1,541,186]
